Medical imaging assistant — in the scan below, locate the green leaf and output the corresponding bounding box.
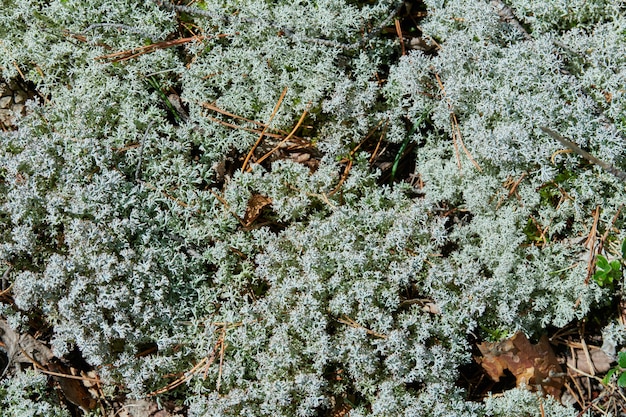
[621,239,626,259]
[618,351,626,368]
[618,371,626,388]
[609,260,621,271]
[602,368,617,385]
[593,270,610,287]
[596,255,609,271]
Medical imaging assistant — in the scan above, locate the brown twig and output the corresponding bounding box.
[95,35,224,62]
[584,206,601,285]
[596,204,623,255]
[201,102,274,129]
[216,327,227,392]
[394,19,405,56]
[369,119,389,163]
[434,73,482,172]
[330,120,387,195]
[241,87,288,172]
[148,322,235,397]
[496,172,526,209]
[337,316,387,339]
[329,158,353,196]
[148,356,212,396]
[204,116,286,139]
[252,102,311,169]
[141,181,191,209]
[540,126,626,183]
[209,189,246,227]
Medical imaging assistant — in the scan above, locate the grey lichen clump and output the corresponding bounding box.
[0,0,625,415]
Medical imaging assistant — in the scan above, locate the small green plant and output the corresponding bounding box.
[602,351,626,388]
[593,255,622,288]
[592,239,626,289]
[480,325,511,342]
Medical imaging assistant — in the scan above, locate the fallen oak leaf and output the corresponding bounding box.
[476,331,564,398]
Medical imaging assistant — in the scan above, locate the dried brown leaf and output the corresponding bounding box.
[47,362,97,412]
[243,194,272,226]
[0,319,54,375]
[476,331,564,397]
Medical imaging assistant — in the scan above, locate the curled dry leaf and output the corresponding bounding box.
[476,331,564,398]
[0,319,54,374]
[1,319,97,412]
[47,361,98,412]
[243,194,272,227]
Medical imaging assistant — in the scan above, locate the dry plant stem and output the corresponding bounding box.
[434,73,482,172]
[11,62,26,80]
[490,0,532,40]
[337,316,387,339]
[584,206,601,285]
[395,19,405,56]
[550,148,572,164]
[216,327,227,392]
[352,120,385,157]
[575,399,596,417]
[201,102,266,127]
[241,87,288,172]
[1,265,13,292]
[148,356,212,396]
[149,324,231,396]
[135,120,154,182]
[0,283,12,297]
[540,126,626,182]
[209,190,246,227]
[95,35,222,62]
[587,391,611,417]
[369,119,388,163]
[566,361,603,382]
[452,112,482,171]
[309,192,336,210]
[113,143,140,153]
[34,366,102,384]
[528,216,549,245]
[205,116,286,139]
[569,363,587,404]
[142,181,191,209]
[579,336,596,376]
[564,382,584,409]
[252,103,311,169]
[329,158,353,196]
[451,116,462,169]
[18,346,101,384]
[330,120,388,195]
[201,101,305,140]
[597,204,623,255]
[496,172,526,209]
